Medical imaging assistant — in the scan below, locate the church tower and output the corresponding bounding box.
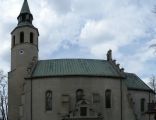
[11,0,39,70]
[8,0,39,120]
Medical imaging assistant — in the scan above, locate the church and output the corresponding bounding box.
[8,0,156,120]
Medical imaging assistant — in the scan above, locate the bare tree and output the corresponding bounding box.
[0,70,8,120]
[149,75,156,93]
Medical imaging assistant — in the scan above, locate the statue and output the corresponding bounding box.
[107,49,112,61]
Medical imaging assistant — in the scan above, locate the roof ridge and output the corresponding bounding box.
[38,58,107,61]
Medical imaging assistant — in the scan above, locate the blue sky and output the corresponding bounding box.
[0,0,156,83]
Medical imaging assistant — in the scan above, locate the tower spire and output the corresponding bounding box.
[17,0,33,26]
[20,0,31,14]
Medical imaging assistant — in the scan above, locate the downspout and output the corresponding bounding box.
[31,77,32,120]
[29,57,38,120]
[148,91,150,120]
[120,78,123,120]
[26,72,33,120]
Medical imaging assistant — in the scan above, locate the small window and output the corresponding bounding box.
[45,90,52,111]
[105,89,111,108]
[61,94,70,103]
[92,93,100,103]
[76,89,84,102]
[30,32,33,43]
[12,35,15,47]
[80,107,87,116]
[20,32,24,43]
[141,98,145,112]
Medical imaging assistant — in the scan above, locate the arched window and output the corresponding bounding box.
[30,32,33,43]
[22,15,25,22]
[45,90,52,111]
[140,98,145,112]
[76,89,84,102]
[20,32,24,43]
[105,89,111,108]
[12,35,15,47]
[26,14,29,21]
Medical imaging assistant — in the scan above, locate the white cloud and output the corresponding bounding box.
[46,0,72,14]
[117,42,156,76]
[78,3,154,56]
[0,0,155,80]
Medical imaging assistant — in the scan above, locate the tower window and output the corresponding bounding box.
[20,32,24,43]
[105,89,111,108]
[26,15,29,21]
[80,107,87,116]
[45,90,52,111]
[30,32,34,43]
[12,35,15,47]
[22,15,25,22]
[140,98,145,112]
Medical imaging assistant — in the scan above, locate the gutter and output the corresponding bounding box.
[26,74,125,80]
[127,88,154,93]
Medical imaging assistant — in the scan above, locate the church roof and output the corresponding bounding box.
[32,59,123,78]
[31,59,153,92]
[125,73,153,92]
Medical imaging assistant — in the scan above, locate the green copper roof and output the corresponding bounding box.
[31,59,153,92]
[125,73,152,91]
[32,59,122,77]
[20,0,31,14]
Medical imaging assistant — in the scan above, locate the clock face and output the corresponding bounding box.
[19,49,24,54]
